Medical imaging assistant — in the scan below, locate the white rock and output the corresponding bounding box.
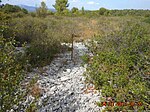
[50,86,57,91]
[9,109,14,112]
[22,42,103,112]
[61,76,70,81]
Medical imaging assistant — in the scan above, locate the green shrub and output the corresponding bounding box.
[85,22,150,111]
[10,17,48,45]
[11,11,26,18]
[1,4,28,14]
[81,54,90,64]
[36,1,48,18]
[0,12,14,38]
[26,33,61,67]
[144,17,150,24]
[71,7,79,15]
[30,12,36,17]
[9,16,77,67]
[0,37,28,111]
[99,7,109,15]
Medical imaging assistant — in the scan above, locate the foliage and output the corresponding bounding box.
[85,22,150,111]
[0,37,27,111]
[0,4,28,14]
[26,32,61,67]
[47,10,54,15]
[81,6,85,15]
[0,3,150,111]
[81,54,90,64]
[53,0,69,15]
[0,11,14,39]
[22,8,28,14]
[109,9,150,17]
[30,12,36,17]
[63,9,71,16]
[99,7,109,15]
[10,16,79,66]
[71,7,79,15]
[36,1,48,17]
[10,16,37,44]
[144,17,150,24]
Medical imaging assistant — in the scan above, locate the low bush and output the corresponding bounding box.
[0,12,14,38]
[26,33,61,67]
[0,37,28,111]
[144,17,150,24]
[84,22,150,111]
[10,17,47,45]
[9,16,81,66]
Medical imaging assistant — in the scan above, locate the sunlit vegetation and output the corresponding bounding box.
[84,21,150,111]
[0,0,150,111]
[0,37,28,111]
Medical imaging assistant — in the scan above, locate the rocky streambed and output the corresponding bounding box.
[22,42,103,112]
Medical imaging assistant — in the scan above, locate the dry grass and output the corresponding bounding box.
[72,17,128,41]
[73,19,98,41]
[83,84,98,94]
[30,84,42,98]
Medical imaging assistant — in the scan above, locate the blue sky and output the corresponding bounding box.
[1,0,150,10]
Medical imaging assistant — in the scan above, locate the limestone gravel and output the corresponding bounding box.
[23,42,103,112]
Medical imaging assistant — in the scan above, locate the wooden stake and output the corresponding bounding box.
[71,34,74,60]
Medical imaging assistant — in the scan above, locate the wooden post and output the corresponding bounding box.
[71,34,74,60]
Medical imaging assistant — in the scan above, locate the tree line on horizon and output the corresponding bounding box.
[0,0,150,17]
[1,0,150,112]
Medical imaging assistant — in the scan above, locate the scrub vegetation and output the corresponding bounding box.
[0,0,150,111]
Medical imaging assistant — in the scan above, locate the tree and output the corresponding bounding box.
[71,7,79,15]
[36,1,48,17]
[0,4,28,14]
[53,0,69,14]
[2,4,21,13]
[81,6,85,15]
[22,8,28,14]
[99,7,108,15]
[63,9,70,16]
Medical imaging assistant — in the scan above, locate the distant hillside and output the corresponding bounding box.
[19,4,56,12]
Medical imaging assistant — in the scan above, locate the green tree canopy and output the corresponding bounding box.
[99,7,109,15]
[71,7,79,14]
[1,4,28,14]
[53,0,69,14]
[81,6,85,15]
[36,1,48,17]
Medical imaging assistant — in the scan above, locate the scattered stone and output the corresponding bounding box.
[27,76,31,79]
[19,42,102,112]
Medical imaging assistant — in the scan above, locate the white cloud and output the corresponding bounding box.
[70,0,78,3]
[87,1,95,4]
[87,1,100,5]
[41,0,46,2]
